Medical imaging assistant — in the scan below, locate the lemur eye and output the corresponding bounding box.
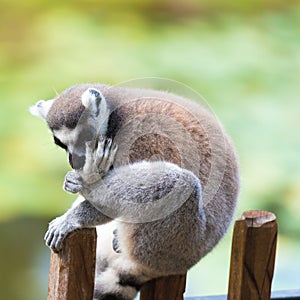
[53,136,68,151]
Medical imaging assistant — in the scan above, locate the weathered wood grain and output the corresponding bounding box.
[140,274,186,300]
[228,210,278,300]
[47,228,97,300]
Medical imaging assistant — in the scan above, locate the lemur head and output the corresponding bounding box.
[30,86,110,169]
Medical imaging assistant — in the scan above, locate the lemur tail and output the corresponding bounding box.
[93,267,150,300]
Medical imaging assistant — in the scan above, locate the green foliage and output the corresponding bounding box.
[0,2,299,237]
[0,2,299,299]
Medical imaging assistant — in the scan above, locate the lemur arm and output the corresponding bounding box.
[44,198,111,253]
[44,137,117,253]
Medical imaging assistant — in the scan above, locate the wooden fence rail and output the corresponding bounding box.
[47,210,287,300]
[48,228,97,300]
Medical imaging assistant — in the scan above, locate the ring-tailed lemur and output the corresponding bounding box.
[30,84,239,300]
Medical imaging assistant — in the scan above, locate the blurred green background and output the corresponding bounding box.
[0,0,299,299]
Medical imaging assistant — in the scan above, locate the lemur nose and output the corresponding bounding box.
[89,89,100,98]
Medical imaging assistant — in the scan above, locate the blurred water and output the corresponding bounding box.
[0,217,50,300]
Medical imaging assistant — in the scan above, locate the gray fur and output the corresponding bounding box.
[30,84,240,300]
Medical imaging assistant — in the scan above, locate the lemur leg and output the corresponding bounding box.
[94,236,151,300]
[94,221,159,300]
[45,137,117,253]
[88,161,203,299]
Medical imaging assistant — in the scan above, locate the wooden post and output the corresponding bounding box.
[47,228,97,300]
[140,274,186,300]
[228,210,278,300]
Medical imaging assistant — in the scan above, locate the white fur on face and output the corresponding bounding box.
[53,124,100,169]
[53,126,79,153]
[29,99,55,120]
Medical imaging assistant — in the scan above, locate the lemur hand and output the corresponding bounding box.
[63,170,82,193]
[81,136,118,184]
[44,214,77,253]
[63,136,118,194]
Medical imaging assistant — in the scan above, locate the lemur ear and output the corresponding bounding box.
[81,88,103,115]
[29,99,55,120]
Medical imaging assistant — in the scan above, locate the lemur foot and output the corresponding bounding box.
[80,136,118,185]
[44,215,78,252]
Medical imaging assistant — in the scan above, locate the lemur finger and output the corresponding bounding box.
[105,143,118,172]
[106,137,113,149]
[45,230,54,248]
[46,220,58,233]
[46,217,64,237]
[50,233,61,252]
[45,221,59,243]
[44,229,51,242]
[112,142,118,152]
[48,228,65,252]
[85,140,96,157]
[98,138,112,171]
[63,182,82,194]
[83,140,97,173]
[95,136,106,166]
[100,142,117,174]
[64,171,82,186]
[97,135,106,145]
[54,236,64,252]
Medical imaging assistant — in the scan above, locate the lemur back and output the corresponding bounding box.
[48,83,238,201]
[31,83,239,300]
